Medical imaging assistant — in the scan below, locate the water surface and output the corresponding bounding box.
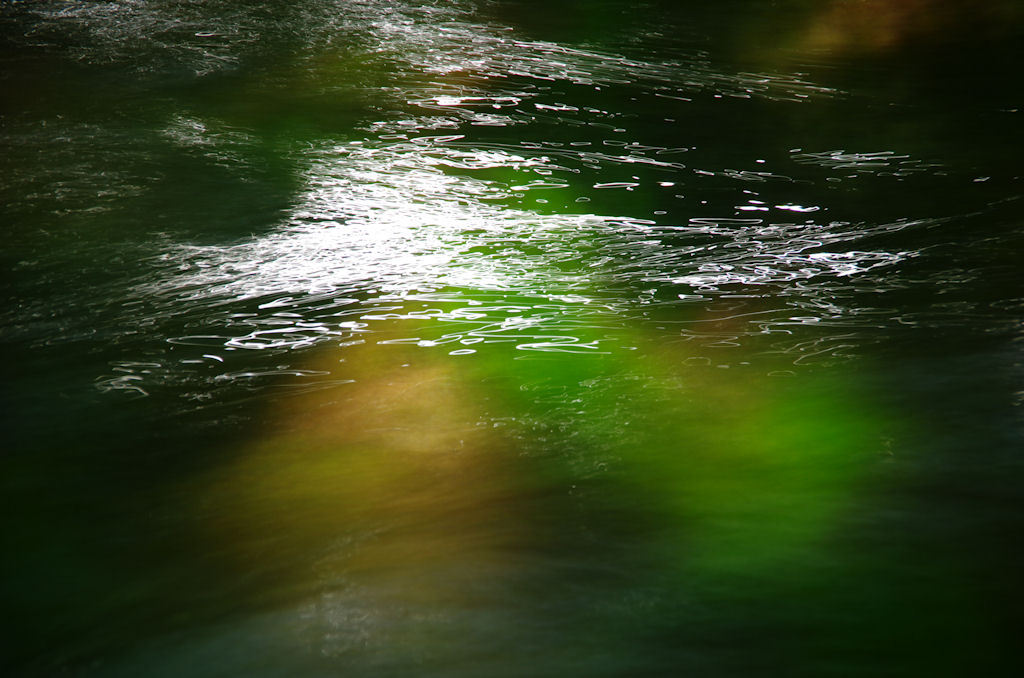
[3,1,1023,676]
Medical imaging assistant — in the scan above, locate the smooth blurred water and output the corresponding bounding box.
[3,1,1023,676]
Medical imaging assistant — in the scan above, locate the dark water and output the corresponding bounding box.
[2,1,1023,675]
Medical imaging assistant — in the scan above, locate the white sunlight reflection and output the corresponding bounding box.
[115,0,917,384]
[153,136,638,301]
[133,126,919,373]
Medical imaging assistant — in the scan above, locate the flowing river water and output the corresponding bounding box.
[2,1,1023,676]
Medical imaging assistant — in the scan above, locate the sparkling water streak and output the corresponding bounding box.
[7,0,839,103]
[125,128,917,389]
[81,0,938,399]
[4,0,979,399]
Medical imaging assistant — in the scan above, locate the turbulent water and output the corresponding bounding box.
[3,1,1023,676]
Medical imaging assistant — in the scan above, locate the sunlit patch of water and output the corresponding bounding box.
[8,0,956,405]
[5,0,840,105]
[107,114,922,400]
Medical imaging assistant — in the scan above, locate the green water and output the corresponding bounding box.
[2,1,1023,676]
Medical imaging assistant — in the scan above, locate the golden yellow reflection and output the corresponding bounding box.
[194,309,899,628]
[796,0,1020,55]
[196,338,532,614]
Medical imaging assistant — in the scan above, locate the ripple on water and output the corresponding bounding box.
[4,0,988,401]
